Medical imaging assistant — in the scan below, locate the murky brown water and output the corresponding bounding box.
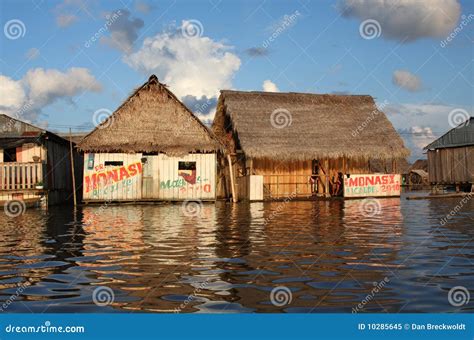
[1,193,473,313]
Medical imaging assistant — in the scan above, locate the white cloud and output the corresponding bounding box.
[339,0,461,41]
[392,70,422,92]
[0,68,101,121]
[56,14,78,27]
[124,20,241,103]
[0,75,26,111]
[383,102,472,161]
[101,9,144,53]
[262,80,279,92]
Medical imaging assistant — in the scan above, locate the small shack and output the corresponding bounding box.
[212,91,409,200]
[424,118,473,191]
[78,75,220,202]
[0,114,82,206]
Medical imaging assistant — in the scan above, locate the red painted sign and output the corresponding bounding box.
[85,162,142,193]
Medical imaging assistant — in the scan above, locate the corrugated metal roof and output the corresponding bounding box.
[424,118,474,149]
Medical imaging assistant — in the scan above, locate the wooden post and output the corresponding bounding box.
[69,128,77,207]
[227,154,237,203]
[324,158,329,197]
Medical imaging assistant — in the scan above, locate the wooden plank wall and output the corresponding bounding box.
[428,146,474,184]
[251,157,371,198]
[83,153,216,201]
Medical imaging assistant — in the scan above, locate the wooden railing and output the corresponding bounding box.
[262,174,314,199]
[0,162,43,190]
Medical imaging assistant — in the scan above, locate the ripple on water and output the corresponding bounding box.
[0,197,472,313]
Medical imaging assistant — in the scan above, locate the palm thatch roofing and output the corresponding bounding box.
[213,90,410,161]
[79,75,220,155]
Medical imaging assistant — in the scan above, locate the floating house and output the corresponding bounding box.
[78,75,220,202]
[0,114,82,206]
[212,91,409,200]
[424,117,473,191]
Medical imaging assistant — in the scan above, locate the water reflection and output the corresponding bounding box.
[0,195,472,313]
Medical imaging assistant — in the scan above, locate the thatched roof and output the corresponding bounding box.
[409,159,428,172]
[79,75,220,155]
[213,90,410,161]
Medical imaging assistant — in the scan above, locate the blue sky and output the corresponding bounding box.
[0,0,473,161]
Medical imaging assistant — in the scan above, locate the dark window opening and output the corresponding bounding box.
[3,147,17,162]
[104,161,123,167]
[178,161,196,170]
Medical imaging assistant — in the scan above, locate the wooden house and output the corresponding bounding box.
[424,118,473,191]
[212,91,409,200]
[0,114,82,206]
[78,75,220,202]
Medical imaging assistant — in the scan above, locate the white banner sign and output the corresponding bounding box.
[344,174,401,198]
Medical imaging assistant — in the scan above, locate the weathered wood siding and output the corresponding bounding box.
[83,153,216,201]
[251,157,371,199]
[427,146,474,184]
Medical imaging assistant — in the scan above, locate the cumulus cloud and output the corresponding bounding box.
[0,68,101,122]
[101,9,144,53]
[262,80,279,92]
[181,95,217,116]
[124,20,241,118]
[397,126,435,160]
[56,14,78,27]
[392,70,422,92]
[383,102,471,161]
[339,0,461,42]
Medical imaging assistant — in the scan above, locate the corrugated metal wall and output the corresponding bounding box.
[83,153,216,201]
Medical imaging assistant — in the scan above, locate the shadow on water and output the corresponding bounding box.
[0,195,472,313]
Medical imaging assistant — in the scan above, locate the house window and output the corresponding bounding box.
[178,161,196,170]
[3,147,17,162]
[104,161,123,167]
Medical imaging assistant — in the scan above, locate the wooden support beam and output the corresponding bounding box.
[227,155,237,203]
[69,128,77,207]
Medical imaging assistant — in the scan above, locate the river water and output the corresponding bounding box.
[0,193,473,313]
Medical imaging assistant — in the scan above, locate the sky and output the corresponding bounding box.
[0,0,473,161]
